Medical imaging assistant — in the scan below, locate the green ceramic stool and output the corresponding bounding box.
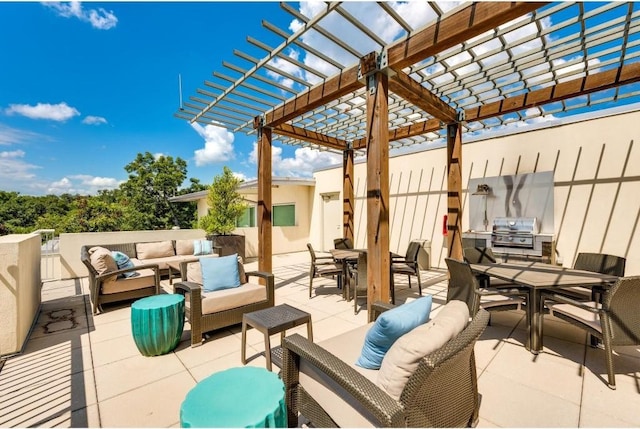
[131,294,184,356]
[180,366,287,428]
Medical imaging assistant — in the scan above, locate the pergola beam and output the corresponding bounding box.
[388,71,457,123]
[273,123,348,151]
[465,62,640,122]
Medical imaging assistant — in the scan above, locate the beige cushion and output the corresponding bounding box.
[298,324,379,428]
[175,239,195,256]
[89,246,117,275]
[377,300,469,400]
[101,268,157,294]
[136,240,175,260]
[198,282,266,314]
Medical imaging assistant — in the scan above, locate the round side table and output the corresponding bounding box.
[131,294,184,356]
[180,366,287,428]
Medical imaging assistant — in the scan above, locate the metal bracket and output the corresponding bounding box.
[456,110,466,122]
[367,75,377,95]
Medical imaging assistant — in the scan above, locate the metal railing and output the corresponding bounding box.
[33,229,58,280]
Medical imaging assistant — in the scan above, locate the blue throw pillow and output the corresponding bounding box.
[200,254,241,292]
[356,295,433,369]
[193,240,213,256]
[111,251,139,278]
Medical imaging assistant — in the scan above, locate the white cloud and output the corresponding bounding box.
[249,143,341,177]
[43,2,118,30]
[5,102,80,121]
[153,152,165,160]
[0,150,39,181]
[0,124,44,145]
[46,174,122,195]
[191,123,235,166]
[233,172,250,182]
[82,115,107,125]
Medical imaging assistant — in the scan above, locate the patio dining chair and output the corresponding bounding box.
[463,247,517,289]
[445,258,529,321]
[391,241,422,295]
[334,237,354,249]
[541,276,640,389]
[307,243,343,298]
[554,252,626,301]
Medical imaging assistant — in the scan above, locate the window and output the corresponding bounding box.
[236,206,256,228]
[273,204,295,227]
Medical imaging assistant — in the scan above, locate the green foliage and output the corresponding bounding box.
[199,166,247,235]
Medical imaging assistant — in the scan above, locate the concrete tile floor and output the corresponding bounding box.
[1,251,639,427]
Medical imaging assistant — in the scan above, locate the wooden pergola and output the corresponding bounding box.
[177,2,640,316]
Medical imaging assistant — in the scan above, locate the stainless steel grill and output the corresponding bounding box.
[491,217,538,249]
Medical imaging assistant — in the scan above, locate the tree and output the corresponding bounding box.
[120,152,189,230]
[199,166,247,235]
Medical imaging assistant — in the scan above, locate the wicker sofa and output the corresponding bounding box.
[81,239,216,314]
[282,301,490,428]
[173,259,275,347]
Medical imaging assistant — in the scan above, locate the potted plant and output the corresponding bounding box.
[198,166,248,260]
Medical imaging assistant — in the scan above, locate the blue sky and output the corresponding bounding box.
[0,1,344,195]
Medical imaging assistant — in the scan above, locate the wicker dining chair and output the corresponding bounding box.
[307,243,343,298]
[463,247,517,289]
[554,252,626,301]
[541,276,640,389]
[334,237,354,249]
[391,242,422,295]
[445,258,529,319]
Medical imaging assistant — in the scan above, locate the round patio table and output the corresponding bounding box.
[180,366,287,428]
[131,294,184,356]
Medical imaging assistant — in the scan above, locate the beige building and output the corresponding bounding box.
[310,104,640,274]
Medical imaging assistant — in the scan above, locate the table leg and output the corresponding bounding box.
[241,319,248,364]
[307,321,313,342]
[529,288,542,354]
[264,333,272,371]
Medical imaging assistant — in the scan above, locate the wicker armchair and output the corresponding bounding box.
[81,244,160,314]
[173,259,275,347]
[307,243,343,298]
[541,276,640,389]
[281,303,490,427]
[554,252,626,301]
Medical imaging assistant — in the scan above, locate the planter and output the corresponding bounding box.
[209,234,246,261]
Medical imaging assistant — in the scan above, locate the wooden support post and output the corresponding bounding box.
[257,124,273,277]
[447,122,463,261]
[343,147,354,244]
[365,70,390,320]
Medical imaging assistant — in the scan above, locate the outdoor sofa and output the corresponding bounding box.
[282,299,490,427]
[81,239,216,314]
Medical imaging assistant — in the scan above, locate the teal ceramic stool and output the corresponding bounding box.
[180,366,287,428]
[131,294,184,356]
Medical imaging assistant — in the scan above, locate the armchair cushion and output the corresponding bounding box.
[136,240,175,259]
[175,239,195,256]
[193,239,214,256]
[198,283,267,315]
[185,256,246,285]
[89,246,118,275]
[101,267,158,294]
[111,251,139,278]
[356,295,433,369]
[201,254,241,292]
[377,299,469,400]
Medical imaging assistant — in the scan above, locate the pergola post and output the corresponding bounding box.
[447,121,464,261]
[365,62,391,320]
[342,145,354,244]
[257,121,273,276]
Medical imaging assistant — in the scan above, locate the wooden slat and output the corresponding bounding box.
[263,65,364,127]
[353,118,442,149]
[389,71,457,123]
[366,71,391,319]
[447,122,463,261]
[387,2,546,70]
[465,63,640,122]
[258,127,273,277]
[273,123,348,151]
[343,149,355,244]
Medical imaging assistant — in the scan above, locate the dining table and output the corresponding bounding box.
[469,261,619,353]
[329,248,401,302]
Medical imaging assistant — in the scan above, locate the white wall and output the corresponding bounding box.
[312,108,640,274]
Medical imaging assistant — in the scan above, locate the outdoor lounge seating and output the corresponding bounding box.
[173,257,275,347]
[281,300,489,427]
[541,276,640,389]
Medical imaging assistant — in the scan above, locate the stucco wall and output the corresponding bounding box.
[0,234,41,356]
[312,108,640,274]
[59,229,207,279]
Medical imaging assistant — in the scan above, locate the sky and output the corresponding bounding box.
[0,1,347,196]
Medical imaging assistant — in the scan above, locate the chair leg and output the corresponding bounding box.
[601,317,617,389]
[416,270,422,296]
[407,274,411,288]
[309,267,314,298]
